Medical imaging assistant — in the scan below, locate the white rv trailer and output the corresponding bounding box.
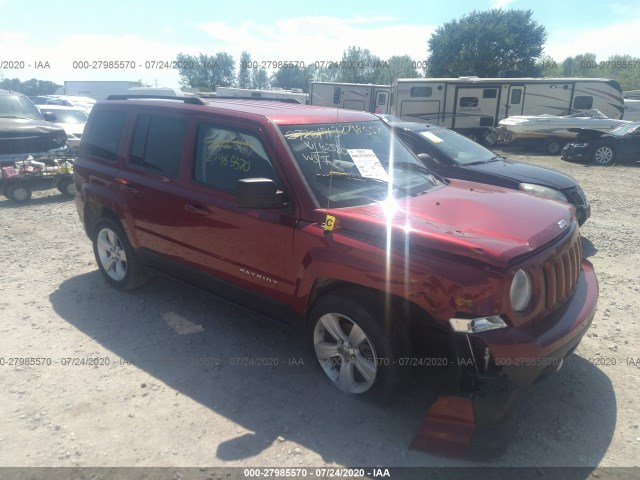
[390,77,624,142]
[214,86,308,104]
[309,82,391,113]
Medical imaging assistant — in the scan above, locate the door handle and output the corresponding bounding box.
[185,204,210,216]
[113,177,138,193]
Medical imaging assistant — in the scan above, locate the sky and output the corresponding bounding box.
[1,0,640,89]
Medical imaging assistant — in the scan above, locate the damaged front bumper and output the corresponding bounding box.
[411,259,598,457]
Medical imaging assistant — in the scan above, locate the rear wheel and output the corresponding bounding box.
[483,131,498,147]
[56,177,76,197]
[5,183,32,203]
[592,145,616,166]
[307,294,405,402]
[93,217,148,290]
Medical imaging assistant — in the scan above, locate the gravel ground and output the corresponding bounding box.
[0,152,639,477]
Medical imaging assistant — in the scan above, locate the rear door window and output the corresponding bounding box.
[129,115,186,177]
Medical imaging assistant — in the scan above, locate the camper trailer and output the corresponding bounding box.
[214,86,308,104]
[390,77,624,143]
[309,82,391,113]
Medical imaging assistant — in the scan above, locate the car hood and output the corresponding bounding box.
[465,159,578,190]
[568,128,611,141]
[0,117,65,136]
[325,179,573,268]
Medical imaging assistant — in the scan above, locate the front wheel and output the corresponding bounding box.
[93,218,148,290]
[592,145,616,166]
[307,294,404,402]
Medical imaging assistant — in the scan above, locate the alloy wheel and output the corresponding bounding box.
[96,228,128,281]
[313,313,378,394]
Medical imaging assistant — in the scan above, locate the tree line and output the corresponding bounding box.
[3,9,638,96]
[174,47,421,92]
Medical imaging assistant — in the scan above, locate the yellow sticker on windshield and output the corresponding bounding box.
[324,214,336,231]
[421,131,443,143]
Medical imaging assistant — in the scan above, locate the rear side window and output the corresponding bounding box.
[84,111,126,162]
[129,115,185,177]
[194,124,277,192]
[573,96,594,109]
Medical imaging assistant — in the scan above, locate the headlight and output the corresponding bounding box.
[519,183,567,203]
[52,133,67,145]
[449,315,508,333]
[510,269,532,312]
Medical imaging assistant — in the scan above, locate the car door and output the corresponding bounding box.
[117,111,194,257]
[173,118,297,300]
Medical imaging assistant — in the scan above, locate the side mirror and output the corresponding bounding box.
[417,152,438,167]
[43,112,57,122]
[236,178,287,209]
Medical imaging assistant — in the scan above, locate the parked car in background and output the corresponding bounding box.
[0,90,67,163]
[380,116,591,225]
[561,122,640,166]
[30,95,95,113]
[492,110,631,155]
[38,105,88,152]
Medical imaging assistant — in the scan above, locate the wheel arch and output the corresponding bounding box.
[305,277,440,337]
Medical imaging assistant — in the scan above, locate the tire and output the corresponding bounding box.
[56,177,76,197]
[592,145,616,166]
[543,138,564,155]
[5,183,32,203]
[466,133,479,143]
[93,217,148,290]
[307,293,405,402]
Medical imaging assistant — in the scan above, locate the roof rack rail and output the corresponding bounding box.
[106,94,207,105]
[208,96,305,104]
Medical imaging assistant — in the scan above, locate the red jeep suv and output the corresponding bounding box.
[74,97,597,413]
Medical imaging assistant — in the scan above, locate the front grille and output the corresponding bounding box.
[542,235,581,311]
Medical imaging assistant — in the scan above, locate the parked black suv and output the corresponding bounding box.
[0,90,67,163]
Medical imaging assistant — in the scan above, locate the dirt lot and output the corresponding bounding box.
[1,151,639,477]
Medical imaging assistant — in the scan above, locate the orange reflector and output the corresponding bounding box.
[409,395,476,457]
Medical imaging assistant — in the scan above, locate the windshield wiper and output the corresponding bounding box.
[316,172,389,187]
[466,156,503,166]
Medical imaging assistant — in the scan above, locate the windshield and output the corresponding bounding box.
[42,109,88,124]
[568,109,607,119]
[0,95,43,120]
[610,123,640,136]
[280,121,438,208]
[414,128,496,165]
